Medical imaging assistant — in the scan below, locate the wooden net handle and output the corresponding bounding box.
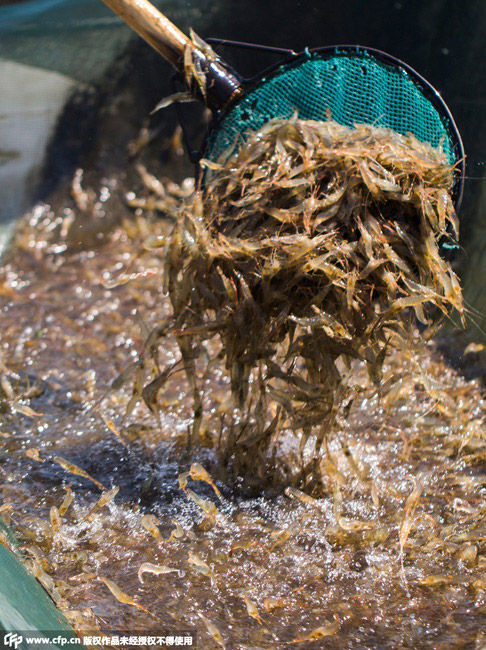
[101,0,190,69]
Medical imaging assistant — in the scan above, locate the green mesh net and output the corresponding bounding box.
[207,48,457,164]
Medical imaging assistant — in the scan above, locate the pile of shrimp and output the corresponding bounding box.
[160,117,464,486]
[2,148,485,648]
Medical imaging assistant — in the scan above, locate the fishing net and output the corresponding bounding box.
[166,116,464,488]
[207,48,462,170]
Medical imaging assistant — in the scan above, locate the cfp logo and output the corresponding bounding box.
[3,633,23,649]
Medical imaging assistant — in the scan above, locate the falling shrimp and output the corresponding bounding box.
[58,486,74,517]
[52,456,106,490]
[285,487,318,507]
[81,486,119,522]
[141,514,163,541]
[168,518,185,542]
[50,506,61,538]
[189,463,221,498]
[399,476,423,557]
[186,488,218,519]
[99,411,127,447]
[270,518,306,550]
[178,471,189,494]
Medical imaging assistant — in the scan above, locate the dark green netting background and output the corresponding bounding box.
[0,0,216,83]
[207,50,457,164]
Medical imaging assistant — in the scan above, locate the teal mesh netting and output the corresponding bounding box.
[207,49,457,164]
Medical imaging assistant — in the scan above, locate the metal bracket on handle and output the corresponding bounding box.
[205,38,297,58]
[205,38,298,84]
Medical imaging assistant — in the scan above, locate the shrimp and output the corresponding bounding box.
[293,615,340,641]
[284,487,318,507]
[137,562,184,583]
[98,577,159,619]
[81,486,119,522]
[178,471,189,494]
[198,614,226,650]
[270,518,306,551]
[241,595,263,624]
[189,463,222,498]
[141,514,163,541]
[186,489,218,519]
[58,486,74,517]
[187,551,212,578]
[263,597,287,612]
[50,506,61,538]
[99,412,127,447]
[25,448,43,462]
[52,456,106,490]
[168,519,185,542]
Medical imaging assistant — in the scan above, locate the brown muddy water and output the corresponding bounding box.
[2,190,486,650]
